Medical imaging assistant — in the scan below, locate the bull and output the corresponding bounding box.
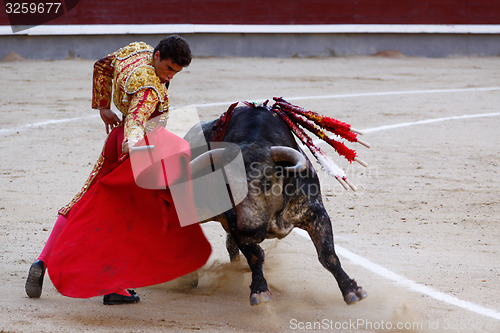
[184,104,367,306]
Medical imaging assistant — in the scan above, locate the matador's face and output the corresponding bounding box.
[153,51,183,84]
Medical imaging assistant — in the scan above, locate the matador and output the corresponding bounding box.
[25,36,211,305]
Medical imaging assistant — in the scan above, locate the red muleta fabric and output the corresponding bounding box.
[47,126,212,298]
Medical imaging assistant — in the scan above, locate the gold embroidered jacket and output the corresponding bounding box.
[92,42,169,146]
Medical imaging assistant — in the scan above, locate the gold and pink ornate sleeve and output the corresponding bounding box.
[92,54,115,110]
[123,89,159,147]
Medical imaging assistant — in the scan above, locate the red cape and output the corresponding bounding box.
[48,127,212,298]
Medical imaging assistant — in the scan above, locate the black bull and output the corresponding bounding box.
[183,105,367,306]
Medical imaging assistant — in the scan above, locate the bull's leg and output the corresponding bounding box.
[226,233,240,261]
[238,243,272,306]
[304,208,367,305]
[224,209,271,305]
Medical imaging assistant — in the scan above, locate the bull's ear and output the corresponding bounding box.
[270,146,307,173]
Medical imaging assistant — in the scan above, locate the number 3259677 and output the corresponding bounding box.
[5,2,62,14]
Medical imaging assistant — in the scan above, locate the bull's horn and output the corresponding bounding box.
[270,146,307,173]
[189,148,226,175]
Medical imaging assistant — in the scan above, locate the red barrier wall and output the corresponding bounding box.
[1,0,500,26]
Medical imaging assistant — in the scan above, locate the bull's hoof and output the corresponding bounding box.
[343,288,367,305]
[356,287,368,300]
[343,292,360,305]
[250,290,272,306]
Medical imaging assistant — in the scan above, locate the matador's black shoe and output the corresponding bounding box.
[103,290,140,305]
[25,260,46,298]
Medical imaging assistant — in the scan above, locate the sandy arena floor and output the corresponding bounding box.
[1,54,499,332]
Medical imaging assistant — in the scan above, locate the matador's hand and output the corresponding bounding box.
[121,139,139,156]
[99,108,121,134]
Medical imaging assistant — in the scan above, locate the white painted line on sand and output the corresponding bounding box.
[0,115,98,135]
[286,86,500,102]
[195,87,500,108]
[363,112,500,134]
[2,87,499,135]
[293,229,500,321]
